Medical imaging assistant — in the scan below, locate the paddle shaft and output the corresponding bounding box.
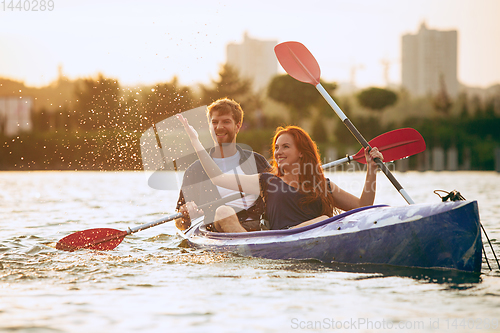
[128,211,182,234]
[128,192,245,235]
[322,156,352,169]
[322,151,404,170]
[70,212,186,250]
[76,211,187,250]
[60,192,247,251]
[316,84,415,205]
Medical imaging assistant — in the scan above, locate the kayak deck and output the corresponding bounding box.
[183,201,482,272]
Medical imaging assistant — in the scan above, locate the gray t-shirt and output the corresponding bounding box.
[213,151,258,212]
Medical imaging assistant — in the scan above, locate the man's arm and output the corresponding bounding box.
[174,160,220,230]
[175,190,186,211]
[174,190,190,230]
[175,167,194,230]
[253,152,272,173]
[175,199,204,231]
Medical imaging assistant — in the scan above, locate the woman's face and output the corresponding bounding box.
[274,133,303,171]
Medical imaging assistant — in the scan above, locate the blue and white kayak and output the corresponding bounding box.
[181,201,482,273]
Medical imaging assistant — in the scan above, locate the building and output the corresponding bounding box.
[226,32,278,92]
[402,23,458,97]
[0,97,33,137]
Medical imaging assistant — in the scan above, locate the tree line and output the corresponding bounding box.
[1,65,499,170]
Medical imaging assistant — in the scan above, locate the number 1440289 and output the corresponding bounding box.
[1,0,55,11]
[444,318,498,330]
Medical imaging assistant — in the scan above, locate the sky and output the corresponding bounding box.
[0,0,499,89]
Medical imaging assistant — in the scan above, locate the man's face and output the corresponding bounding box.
[210,110,241,144]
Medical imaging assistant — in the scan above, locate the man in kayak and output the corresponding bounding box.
[174,98,271,231]
[178,116,383,232]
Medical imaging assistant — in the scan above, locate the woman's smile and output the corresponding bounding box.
[274,133,302,169]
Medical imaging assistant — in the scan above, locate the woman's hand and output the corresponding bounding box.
[365,147,383,174]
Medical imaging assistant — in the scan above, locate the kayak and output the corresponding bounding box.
[180,200,482,273]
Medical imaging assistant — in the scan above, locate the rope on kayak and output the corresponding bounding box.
[434,190,500,271]
[479,223,499,271]
[482,245,492,271]
[433,189,466,202]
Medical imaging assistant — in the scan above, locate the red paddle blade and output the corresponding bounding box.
[352,128,426,164]
[56,228,127,252]
[274,41,321,85]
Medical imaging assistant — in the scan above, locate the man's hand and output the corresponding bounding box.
[177,114,200,145]
[175,201,204,231]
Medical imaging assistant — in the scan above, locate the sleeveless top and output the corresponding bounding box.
[259,173,325,230]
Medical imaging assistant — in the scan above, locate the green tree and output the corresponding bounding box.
[267,75,336,124]
[200,64,264,129]
[433,74,452,115]
[335,115,385,149]
[356,87,398,112]
[74,74,120,131]
[140,77,195,127]
[457,92,470,119]
[310,116,328,143]
[199,64,252,105]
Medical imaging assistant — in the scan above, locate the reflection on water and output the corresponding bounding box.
[0,171,499,332]
[275,260,483,286]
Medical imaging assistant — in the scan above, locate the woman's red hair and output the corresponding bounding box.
[271,126,337,217]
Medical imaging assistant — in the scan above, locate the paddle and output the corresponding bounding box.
[322,128,425,169]
[275,41,415,204]
[56,192,245,252]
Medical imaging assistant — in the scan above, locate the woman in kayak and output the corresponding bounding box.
[178,114,383,232]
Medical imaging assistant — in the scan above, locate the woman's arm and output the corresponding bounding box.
[358,147,382,206]
[330,147,383,211]
[177,114,261,195]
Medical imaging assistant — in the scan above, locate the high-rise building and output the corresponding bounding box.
[226,33,278,92]
[402,23,458,97]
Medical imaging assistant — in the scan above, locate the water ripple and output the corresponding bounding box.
[0,171,499,332]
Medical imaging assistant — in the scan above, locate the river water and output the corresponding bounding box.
[1,171,499,332]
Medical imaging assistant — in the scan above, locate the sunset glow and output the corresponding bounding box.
[0,0,499,88]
